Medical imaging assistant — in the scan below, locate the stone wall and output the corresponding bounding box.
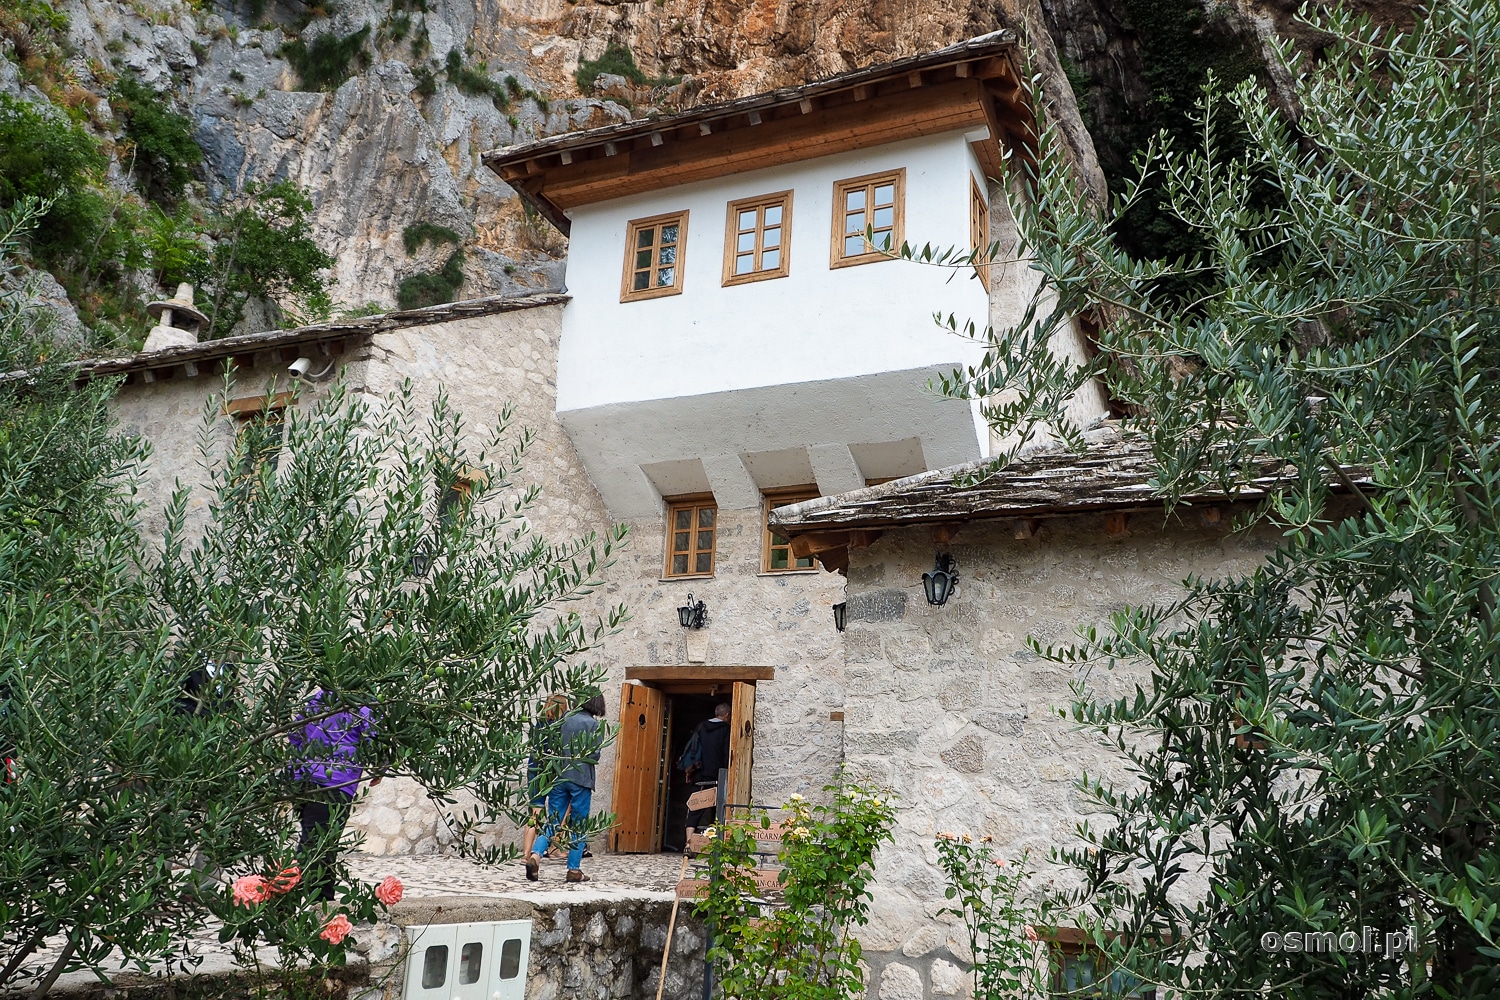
[840,512,1276,999]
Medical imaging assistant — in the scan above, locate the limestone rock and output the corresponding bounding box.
[878,961,925,1000]
[930,957,969,996]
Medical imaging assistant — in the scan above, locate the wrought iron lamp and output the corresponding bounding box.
[678,593,708,629]
[921,554,958,607]
[832,602,848,632]
[408,537,434,579]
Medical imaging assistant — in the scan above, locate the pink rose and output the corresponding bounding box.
[320,913,353,945]
[375,876,404,906]
[269,865,302,895]
[231,875,270,907]
[1024,925,1039,942]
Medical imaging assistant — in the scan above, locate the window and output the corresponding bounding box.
[621,211,689,302]
[225,393,293,477]
[763,488,818,572]
[723,191,793,285]
[831,169,905,268]
[421,946,449,990]
[437,468,482,530]
[1047,932,1156,999]
[665,496,717,577]
[970,175,991,291]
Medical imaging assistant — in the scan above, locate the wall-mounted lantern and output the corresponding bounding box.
[832,602,848,632]
[409,537,434,579]
[677,593,708,629]
[921,554,958,607]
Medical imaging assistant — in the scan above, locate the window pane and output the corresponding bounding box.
[656,266,675,286]
[660,223,679,243]
[738,210,756,230]
[422,946,449,989]
[698,507,716,527]
[499,939,522,980]
[845,188,865,210]
[675,508,692,529]
[762,227,780,248]
[845,211,864,235]
[736,254,754,274]
[636,249,652,269]
[764,204,781,225]
[672,554,689,574]
[845,235,864,256]
[873,206,893,229]
[459,942,483,985]
[658,245,677,265]
[737,232,755,252]
[761,248,779,269]
[638,228,655,247]
[697,530,714,551]
[770,548,788,569]
[873,232,893,250]
[674,530,690,551]
[695,552,712,574]
[634,271,650,290]
[874,183,895,205]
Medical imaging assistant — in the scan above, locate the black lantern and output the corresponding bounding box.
[408,537,434,578]
[922,554,958,607]
[832,602,848,632]
[677,593,708,629]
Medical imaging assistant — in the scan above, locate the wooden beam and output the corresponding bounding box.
[604,141,618,156]
[853,84,870,101]
[182,361,198,377]
[1013,517,1041,539]
[931,523,961,545]
[747,109,762,125]
[789,530,851,558]
[543,80,988,209]
[625,665,775,683]
[223,391,296,416]
[559,149,573,164]
[650,131,664,146]
[1104,512,1129,537]
[955,62,971,78]
[698,122,712,136]
[799,98,813,113]
[908,71,924,88]
[848,529,883,550]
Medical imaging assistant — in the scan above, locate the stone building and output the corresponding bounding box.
[82,30,1254,1000]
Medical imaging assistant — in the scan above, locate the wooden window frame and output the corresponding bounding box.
[762,486,819,573]
[970,174,991,292]
[621,210,689,302]
[664,493,718,578]
[830,168,905,269]
[227,394,293,477]
[722,191,793,286]
[1045,930,1157,1000]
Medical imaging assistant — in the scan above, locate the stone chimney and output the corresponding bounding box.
[142,283,209,352]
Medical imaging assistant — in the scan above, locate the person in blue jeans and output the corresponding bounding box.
[525,693,606,883]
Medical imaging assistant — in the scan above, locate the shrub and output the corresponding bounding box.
[396,248,464,310]
[111,77,202,203]
[281,25,371,92]
[402,220,461,254]
[203,180,334,336]
[444,50,508,110]
[574,42,679,94]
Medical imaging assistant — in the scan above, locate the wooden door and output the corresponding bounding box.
[727,681,756,809]
[611,683,667,852]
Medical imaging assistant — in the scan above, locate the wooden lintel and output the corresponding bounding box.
[223,391,296,416]
[1104,512,1129,537]
[789,530,850,558]
[930,523,961,545]
[626,665,775,683]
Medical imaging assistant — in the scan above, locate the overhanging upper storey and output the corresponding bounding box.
[481,32,1029,236]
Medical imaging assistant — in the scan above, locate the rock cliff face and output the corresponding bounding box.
[4,0,1419,334]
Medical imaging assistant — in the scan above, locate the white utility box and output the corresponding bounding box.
[403,920,531,1000]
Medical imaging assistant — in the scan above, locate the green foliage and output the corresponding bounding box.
[935,840,1053,998]
[574,42,679,94]
[281,25,371,92]
[111,77,203,203]
[926,3,1500,996]
[694,781,895,998]
[402,220,462,255]
[396,248,463,310]
[203,180,334,337]
[0,0,71,87]
[444,50,508,111]
[0,95,107,260]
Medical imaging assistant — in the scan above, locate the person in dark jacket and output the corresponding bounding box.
[525,693,606,884]
[686,702,731,832]
[523,692,570,860]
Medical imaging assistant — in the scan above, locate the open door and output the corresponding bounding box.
[611,683,668,852]
[727,681,756,809]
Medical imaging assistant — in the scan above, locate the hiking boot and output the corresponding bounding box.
[523,853,540,882]
[566,869,589,884]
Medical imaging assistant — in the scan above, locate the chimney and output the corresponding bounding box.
[142,283,209,352]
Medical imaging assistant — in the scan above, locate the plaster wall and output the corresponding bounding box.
[557,132,993,414]
[839,514,1276,998]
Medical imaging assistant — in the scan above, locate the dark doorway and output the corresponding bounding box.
[660,692,718,851]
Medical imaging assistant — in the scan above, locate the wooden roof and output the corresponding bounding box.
[482,32,1028,235]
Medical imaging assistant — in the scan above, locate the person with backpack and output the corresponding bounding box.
[524,693,606,884]
[683,702,731,834]
[522,692,570,861]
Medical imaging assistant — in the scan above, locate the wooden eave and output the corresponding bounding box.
[482,33,1030,236]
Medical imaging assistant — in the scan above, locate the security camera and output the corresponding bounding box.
[288,357,335,382]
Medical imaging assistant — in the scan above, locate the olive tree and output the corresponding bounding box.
[920,3,1500,996]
